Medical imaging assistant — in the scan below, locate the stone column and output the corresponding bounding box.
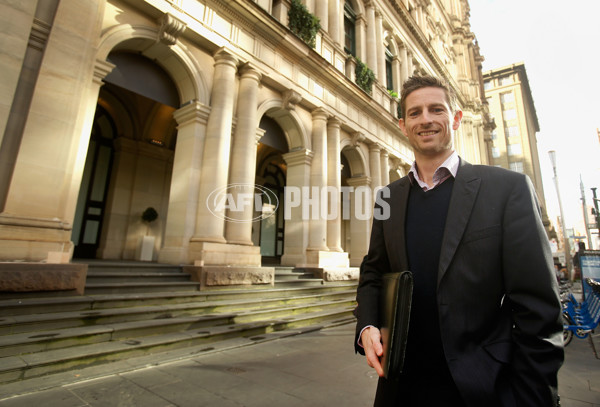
[225,64,262,246]
[326,116,343,252]
[328,0,341,45]
[356,16,367,62]
[407,50,414,76]
[380,148,390,186]
[346,176,371,266]
[280,149,313,266]
[158,102,210,264]
[193,49,237,243]
[365,3,378,79]
[369,143,382,191]
[399,44,409,85]
[308,108,329,252]
[316,0,328,32]
[376,10,386,83]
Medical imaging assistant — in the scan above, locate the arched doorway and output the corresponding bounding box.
[255,115,289,264]
[72,51,179,260]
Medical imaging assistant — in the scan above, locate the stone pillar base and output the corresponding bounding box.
[305,250,349,268]
[297,266,359,282]
[188,241,261,266]
[183,265,274,288]
[0,262,88,296]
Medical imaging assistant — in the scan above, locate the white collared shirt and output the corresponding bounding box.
[408,151,460,191]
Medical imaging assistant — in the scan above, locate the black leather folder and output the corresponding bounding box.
[379,271,413,379]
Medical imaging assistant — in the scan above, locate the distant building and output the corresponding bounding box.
[482,63,552,234]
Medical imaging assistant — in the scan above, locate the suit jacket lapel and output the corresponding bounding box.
[438,160,481,285]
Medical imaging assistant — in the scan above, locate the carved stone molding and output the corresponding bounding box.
[283,89,302,110]
[157,13,187,46]
[351,132,365,146]
[29,18,51,52]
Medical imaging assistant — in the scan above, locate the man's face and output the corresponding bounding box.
[399,87,462,160]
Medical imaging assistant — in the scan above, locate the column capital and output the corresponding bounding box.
[346,175,371,187]
[239,62,262,82]
[327,116,342,128]
[214,48,238,68]
[369,142,381,152]
[93,58,116,85]
[255,128,266,143]
[312,107,329,120]
[283,148,314,166]
[173,101,211,126]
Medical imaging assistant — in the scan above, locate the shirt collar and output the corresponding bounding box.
[408,151,460,191]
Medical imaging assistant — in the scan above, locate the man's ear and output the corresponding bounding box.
[398,118,406,133]
[452,110,463,130]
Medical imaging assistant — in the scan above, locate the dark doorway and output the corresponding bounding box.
[255,115,289,265]
[72,107,115,258]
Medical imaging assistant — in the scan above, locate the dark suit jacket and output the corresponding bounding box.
[355,159,564,406]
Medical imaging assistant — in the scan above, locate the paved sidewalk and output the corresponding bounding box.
[0,323,598,406]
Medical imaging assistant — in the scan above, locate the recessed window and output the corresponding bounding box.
[507,143,522,156]
[344,1,356,56]
[492,146,500,158]
[509,161,524,173]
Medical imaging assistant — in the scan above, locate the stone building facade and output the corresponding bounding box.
[0,0,490,291]
[482,63,551,233]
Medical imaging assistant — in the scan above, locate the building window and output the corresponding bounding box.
[491,129,497,140]
[500,92,514,103]
[491,146,500,158]
[506,126,519,137]
[507,143,522,156]
[344,1,356,56]
[509,161,524,173]
[385,45,394,91]
[484,81,492,90]
[499,75,513,86]
[503,108,517,120]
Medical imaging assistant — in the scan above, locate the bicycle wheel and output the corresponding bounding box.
[562,313,573,346]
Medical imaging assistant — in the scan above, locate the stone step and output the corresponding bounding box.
[0,283,357,317]
[85,271,192,283]
[81,261,183,274]
[0,290,357,336]
[0,307,356,385]
[84,281,202,295]
[0,298,357,358]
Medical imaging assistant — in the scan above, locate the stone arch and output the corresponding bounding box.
[340,138,368,178]
[96,24,208,105]
[256,98,310,151]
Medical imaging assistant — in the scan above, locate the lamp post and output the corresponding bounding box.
[549,150,572,278]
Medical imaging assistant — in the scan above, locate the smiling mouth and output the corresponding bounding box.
[418,130,438,136]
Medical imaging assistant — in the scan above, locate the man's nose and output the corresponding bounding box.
[421,109,434,123]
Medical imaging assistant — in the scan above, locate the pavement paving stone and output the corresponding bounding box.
[0,323,598,406]
[67,375,173,407]
[0,387,87,407]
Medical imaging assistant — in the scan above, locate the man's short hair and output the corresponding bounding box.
[399,75,457,118]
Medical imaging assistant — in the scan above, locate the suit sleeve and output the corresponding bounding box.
[354,189,392,354]
[503,174,564,405]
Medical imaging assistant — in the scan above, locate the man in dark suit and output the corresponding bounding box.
[355,75,564,406]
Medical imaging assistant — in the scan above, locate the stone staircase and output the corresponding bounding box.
[0,262,358,394]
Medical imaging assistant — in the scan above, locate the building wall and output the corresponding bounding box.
[0,0,490,281]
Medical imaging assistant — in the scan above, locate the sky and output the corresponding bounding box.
[468,0,600,241]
